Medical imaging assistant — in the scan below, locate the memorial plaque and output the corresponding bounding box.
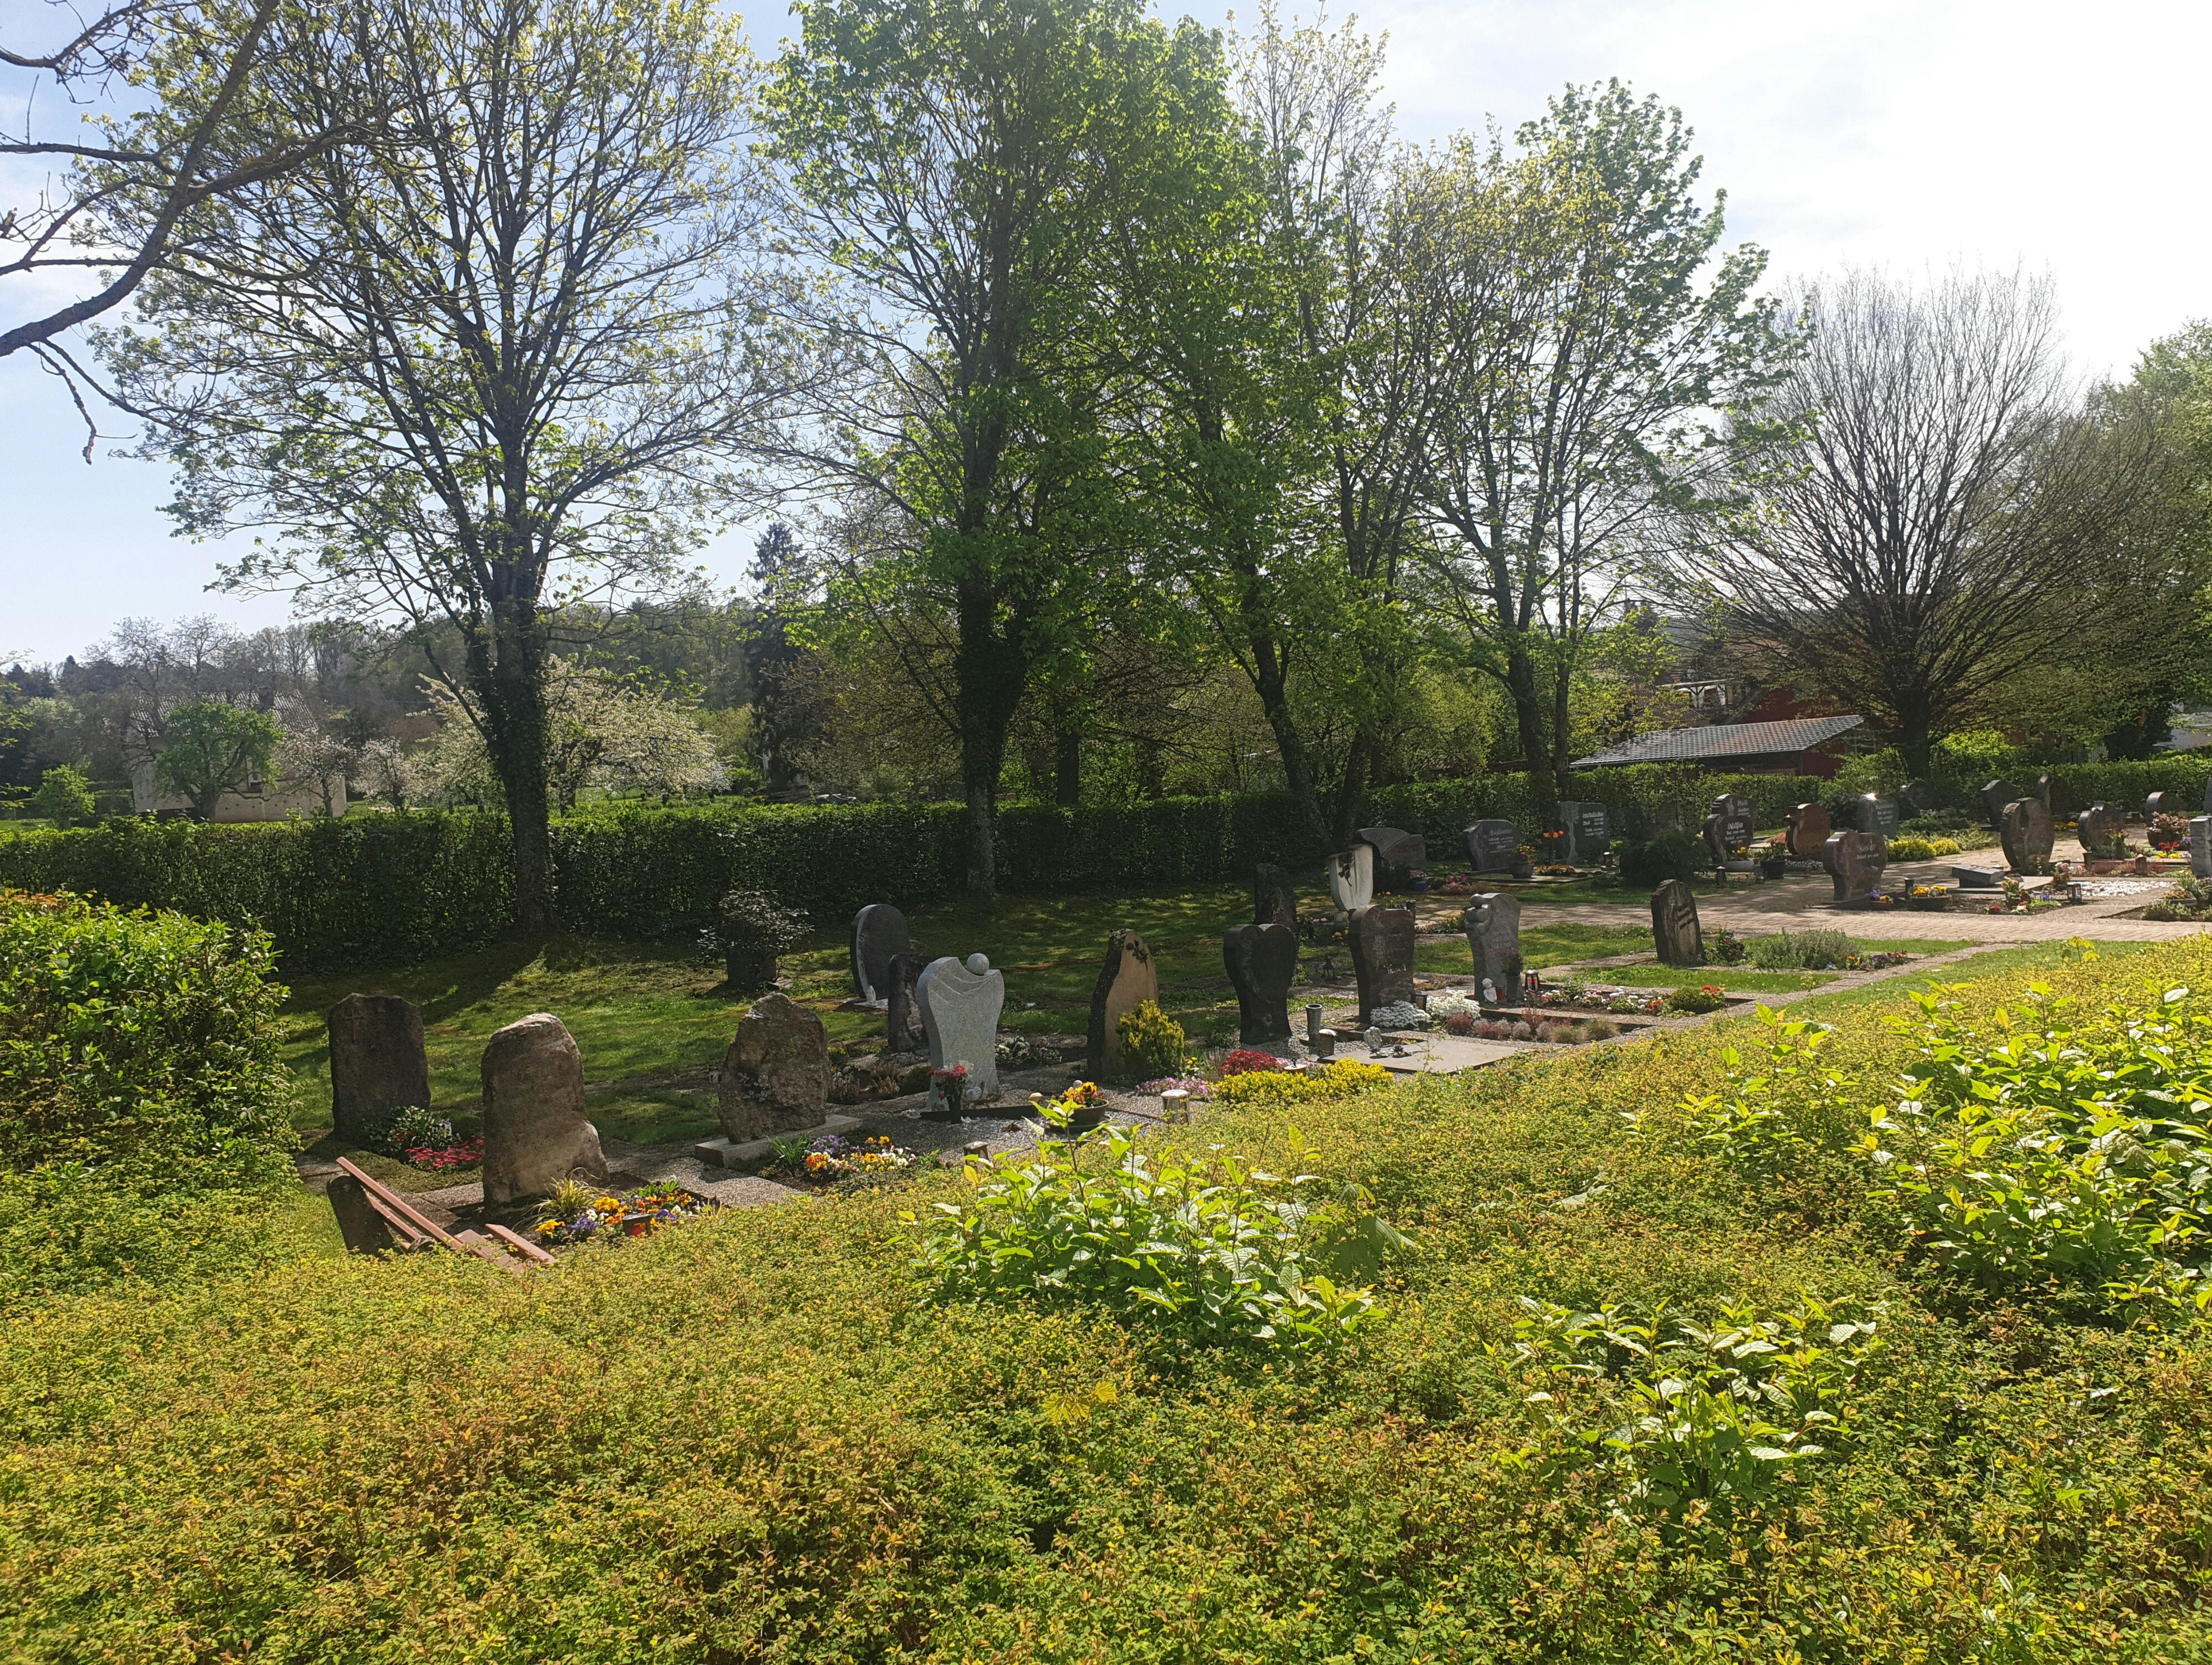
[1785,802,1832,860]
[1464,893,1524,1002]
[1980,779,2025,829]
[1327,844,1374,912]
[2000,797,2054,873]
[1465,819,1520,875]
[1348,905,1418,1027]
[1222,922,1298,1045]
[1085,929,1159,1077]
[1826,830,1888,905]
[2077,803,2127,860]
[1252,863,1298,931]
[1650,879,1704,967]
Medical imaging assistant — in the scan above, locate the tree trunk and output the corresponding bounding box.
[1329,733,1371,849]
[1504,645,1554,795]
[1246,631,1328,852]
[1053,723,1082,807]
[952,573,1027,897]
[477,625,554,933]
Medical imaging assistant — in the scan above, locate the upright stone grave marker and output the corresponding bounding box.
[1785,802,1833,861]
[1826,830,1889,905]
[481,1013,607,1204]
[1557,801,1610,865]
[327,993,430,1148]
[1855,793,1901,838]
[1465,819,1519,875]
[2000,797,2054,872]
[1085,929,1159,1078]
[1981,779,2026,829]
[1348,904,1417,1027]
[1358,826,1427,891]
[2077,803,2126,860]
[2147,790,2175,825]
[717,993,830,1141]
[1327,844,1375,911]
[1650,880,1703,967]
[2194,817,2212,880]
[849,903,910,1004]
[919,954,1006,1110]
[1464,893,1524,1002]
[1222,921,1297,1046]
[1711,794,1755,852]
[884,951,929,1053]
[1252,863,1298,931]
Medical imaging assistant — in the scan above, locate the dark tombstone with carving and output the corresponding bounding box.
[327,993,430,1147]
[1651,880,1704,967]
[1465,819,1519,874]
[2000,797,2054,873]
[883,951,929,1053]
[849,903,910,1003]
[1557,800,1611,864]
[1826,830,1889,905]
[718,993,831,1141]
[1086,929,1160,1078]
[482,1013,608,1204]
[1222,921,1297,1046]
[1785,802,1833,861]
[1348,904,1417,1027]
[1465,893,1524,1002]
[1980,779,2025,829]
[1851,793,1900,838]
[1252,863,1298,931]
[1358,826,1427,891]
[2077,803,2127,860]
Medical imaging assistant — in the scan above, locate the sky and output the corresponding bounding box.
[5,0,2209,665]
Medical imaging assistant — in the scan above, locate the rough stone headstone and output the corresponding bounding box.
[1222,921,1297,1045]
[849,904,910,1004]
[1465,819,1519,875]
[1327,844,1375,911]
[1348,904,1417,1027]
[2077,803,2127,859]
[1557,801,1610,864]
[1785,802,1833,860]
[884,951,929,1053]
[1650,880,1704,967]
[2000,797,2054,872]
[1085,929,1159,1077]
[1826,830,1889,905]
[327,993,430,1147]
[2193,817,2212,880]
[1253,863,1298,931]
[481,1013,607,1205]
[1464,893,1524,1002]
[919,953,1007,1110]
[1980,779,2025,829]
[717,993,830,1141]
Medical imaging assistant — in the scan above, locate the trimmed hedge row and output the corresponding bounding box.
[0,765,1856,968]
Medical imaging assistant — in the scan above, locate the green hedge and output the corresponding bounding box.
[2041,755,2212,814]
[0,766,1827,968]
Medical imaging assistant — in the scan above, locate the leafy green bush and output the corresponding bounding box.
[912,1123,1396,1351]
[1663,984,1727,1014]
[1750,927,1854,969]
[1211,1057,1389,1107]
[698,887,808,992]
[1886,835,1961,861]
[1114,998,1186,1079]
[1617,831,1703,888]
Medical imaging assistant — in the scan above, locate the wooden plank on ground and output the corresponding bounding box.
[485,1222,559,1266]
[335,1157,465,1252]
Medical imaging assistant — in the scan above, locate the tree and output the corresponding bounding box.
[102,0,813,928]
[30,763,97,827]
[766,0,1215,892]
[154,698,280,817]
[1406,85,1785,798]
[275,716,356,815]
[1696,268,2156,777]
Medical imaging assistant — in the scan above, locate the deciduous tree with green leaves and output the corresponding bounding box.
[29,764,97,828]
[153,698,280,818]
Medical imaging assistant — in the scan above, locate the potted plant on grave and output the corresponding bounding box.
[700,889,808,994]
[1511,843,1537,881]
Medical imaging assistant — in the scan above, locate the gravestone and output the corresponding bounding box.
[848,904,910,1004]
[717,993,830,1141]
[2146,790,2174,824]
[2039,774,2074,821]
[919,953,1007,1110]
[1980,779,2025,829]
[1898,781,1937,818]
[1222,921,1298,1046]
[1952,864,2003,890]
[883,951,930,1053]
[1327,844,1375,911]
[1465,819,1519,875]
[1650,880,1704,967]
[326,993,430,1147]
[1358,826,1427,890]
[1085,929,1159,1077]
[2194,817,2212,880]
[481,1013,607,1205]
[1826,830,1889,905]
[2000,797,2055,872]
[325,1174,399,1256]
[1348,905,1418,1027]
[1700,813,1732,867]
[1464,893,1524,1002]
[1557,800,1610,864]
[2077,803,2126,859]
[1854,793,1901,838]
[1252,863,1298,931]
[1710,794,1754,854]
[1785,802,1833,860]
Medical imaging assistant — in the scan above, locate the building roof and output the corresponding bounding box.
[1571,715,1864,770]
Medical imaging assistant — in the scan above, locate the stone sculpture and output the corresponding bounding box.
[1464,892,1524,1002]
[1085,929,1159,1077]
[481,1012,607,1204]
[1222,921,1297,1046]
[919,953,1006,1110]
[1327,844,1375,912]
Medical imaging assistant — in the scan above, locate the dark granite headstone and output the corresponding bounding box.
[1785,802,1833,860]
[1710,794,1754,850]
[482,1013,607,1204]
[1826,830,1888,905]
[849,903,910,1003]
[1348,905,1417,1027]
[1465,893,1524,1002]
[2000,797,2054,872]
[1086,929,1159,1077]
[1358,827,1427,889]
[884,951,929,1053]
[1854,793,1900,838]
[1980,779,2025,829]
[1222,922,1297,1045]
[2146,790,2174,824]
[1557,801,1610,864]
[1465,819,1519,874]
[1953,864,2003,890]
[1651,880,1703,967]
[2039,774,2074,821]
[327,993,430,1147]
[326,1174,400,1256]
[2077,803,2127,859]
[1253,863,1298,931]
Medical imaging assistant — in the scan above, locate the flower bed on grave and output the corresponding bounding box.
[759,1133,921,1187]
[532,1180,716,1247]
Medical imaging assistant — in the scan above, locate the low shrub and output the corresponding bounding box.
[1750,927,1854,970]
[2144,875,2212,922]
[1115,1000,1188,1079]
[699,888,808,992]
[1886,835,1961,861]
[1663,984,1728,1014]
[1212,1057,1389,1108]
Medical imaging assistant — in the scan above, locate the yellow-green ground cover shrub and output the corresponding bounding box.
[3,946,2212,1659]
